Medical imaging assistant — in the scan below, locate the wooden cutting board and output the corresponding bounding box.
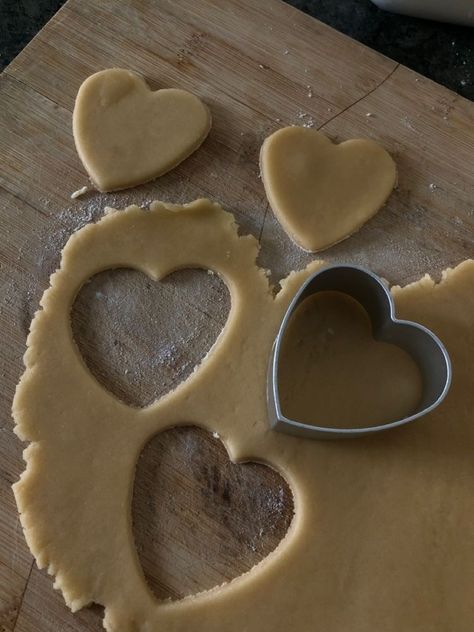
[0,0,473,630]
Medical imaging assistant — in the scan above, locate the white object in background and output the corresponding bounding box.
[369,0,474,26]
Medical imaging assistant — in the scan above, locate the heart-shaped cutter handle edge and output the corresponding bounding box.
[267,264,452,439]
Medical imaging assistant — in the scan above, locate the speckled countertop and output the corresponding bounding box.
[0,0,472,100]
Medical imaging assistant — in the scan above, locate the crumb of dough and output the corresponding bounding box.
[70,185,90,199]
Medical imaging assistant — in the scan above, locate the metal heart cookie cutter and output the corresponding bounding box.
[267,264,452,439]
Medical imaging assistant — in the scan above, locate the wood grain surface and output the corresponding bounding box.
[0,0,473,630]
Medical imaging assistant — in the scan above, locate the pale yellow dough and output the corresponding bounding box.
[260,127,397,252]
[72,69,211,192]
[279,292,423,428]
[13,200,474,631]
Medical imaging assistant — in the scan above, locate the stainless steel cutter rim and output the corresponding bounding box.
[268,264,452,439]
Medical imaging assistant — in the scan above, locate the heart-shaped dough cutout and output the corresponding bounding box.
[73,68,211,191]
[260,127,397,252]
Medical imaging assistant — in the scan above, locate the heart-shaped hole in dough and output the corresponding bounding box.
[71,268,230,407]
[132,426,294,600]
[278,290,423,429]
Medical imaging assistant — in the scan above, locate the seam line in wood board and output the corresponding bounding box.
[317,62,401,132]
[152,0,390,116]
[167,291,229,327]
[11,559,34,632]
[258,202,270,243]
[2,71,72,114]
[0,185,50,220]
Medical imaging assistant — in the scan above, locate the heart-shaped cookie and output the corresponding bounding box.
[260,127,397,252]
[73,68,211,191]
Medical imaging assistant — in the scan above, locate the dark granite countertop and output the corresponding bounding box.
[0,0,472,100]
